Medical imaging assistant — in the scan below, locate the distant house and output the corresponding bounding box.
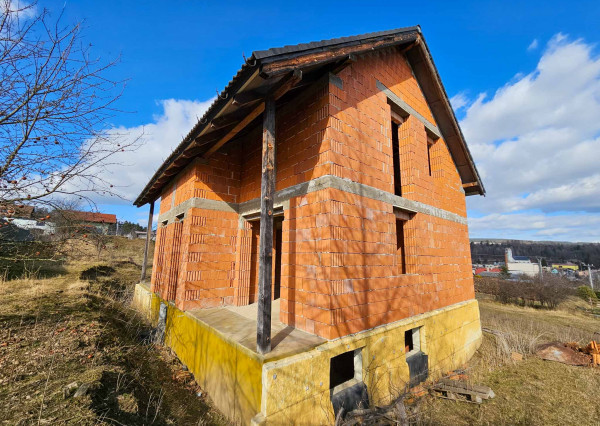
[473,266,500,276]
[0,204,34,219]
[127,230,155,241]
[0,204,55,236]
[60,210,117,234]
[551,263,579,271]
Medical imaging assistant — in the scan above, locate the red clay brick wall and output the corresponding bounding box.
[152,151,242,309]
[150,220,183,302]
[328,190,472,339]
[329,49,467,216]
[279,50,475,338]
[152,48,475,340]
[150,225,165,294]
[279,187,473,340]
[158,151,242,216]
[280,189,332,337]
[175,207,239,310]
[239,81,331,203]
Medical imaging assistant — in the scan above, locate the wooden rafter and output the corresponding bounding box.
[202,70,302,159]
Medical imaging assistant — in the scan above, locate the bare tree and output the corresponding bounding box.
[0,1,139,212]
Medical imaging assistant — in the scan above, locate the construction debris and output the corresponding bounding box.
[536,342,591,366]
[430,379,495,404]
[584,341,600,365]
[342,396,409,426]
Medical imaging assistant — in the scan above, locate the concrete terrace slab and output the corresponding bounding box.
[188,300,325,361]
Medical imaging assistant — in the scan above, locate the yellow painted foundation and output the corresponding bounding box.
[132,283,481,425]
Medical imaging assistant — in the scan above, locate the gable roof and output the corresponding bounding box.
[62,210,117,224]
[134,26,484,206]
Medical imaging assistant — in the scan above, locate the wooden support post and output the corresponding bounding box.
[257,96,276,354]
[140,200,155,282]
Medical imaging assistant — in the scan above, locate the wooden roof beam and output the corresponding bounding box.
[260,33,418,77]
[202,70,302,159]
[232,89,265,107]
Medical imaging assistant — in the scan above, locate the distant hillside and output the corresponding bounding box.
[470,239,600,266]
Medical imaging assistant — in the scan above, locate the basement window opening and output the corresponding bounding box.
[330,348,362,391]
[405,327,421,356]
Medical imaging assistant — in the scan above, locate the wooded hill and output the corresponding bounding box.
[470,239,600,267]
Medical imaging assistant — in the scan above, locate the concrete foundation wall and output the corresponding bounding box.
[262,298,481,425]
[132,283,481,425]
[134,283,263,424]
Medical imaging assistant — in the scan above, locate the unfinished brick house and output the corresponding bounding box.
[134,26,485,424]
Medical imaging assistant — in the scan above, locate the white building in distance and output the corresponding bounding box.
[505,248,540,277]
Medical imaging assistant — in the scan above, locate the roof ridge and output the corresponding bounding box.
[252,26,421,60]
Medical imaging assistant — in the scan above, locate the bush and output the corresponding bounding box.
[475,275,576,309]
[577,286,598,301]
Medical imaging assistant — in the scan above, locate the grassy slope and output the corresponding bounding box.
[0,238,228,425]
[4,238,600,425]
[419,297,600,425]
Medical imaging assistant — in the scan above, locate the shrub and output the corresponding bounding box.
[577,286,598,301]
[476,275,576,309]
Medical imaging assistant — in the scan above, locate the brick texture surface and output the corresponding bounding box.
[150,48,475,339]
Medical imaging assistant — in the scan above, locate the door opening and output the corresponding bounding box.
[274,217,283,300]
[248,216,283,302]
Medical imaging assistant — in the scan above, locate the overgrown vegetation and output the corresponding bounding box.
[0,237,227,425]
[342,294,600,425]
[475,275,576,309]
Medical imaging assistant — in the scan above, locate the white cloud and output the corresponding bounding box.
[3,0,37,19]
[450,92,469,111]
[527,39,539,51]
[86,98,215,204]
[469,213,600,242]
[464,34,600,241]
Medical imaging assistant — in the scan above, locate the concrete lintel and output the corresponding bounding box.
[329,72,343,90]
[158,197,238,224]
[376,80,442,139]
[159,174,467,226]
[313,175,467,225]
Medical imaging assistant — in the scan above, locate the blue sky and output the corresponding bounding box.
[41,0,600,241]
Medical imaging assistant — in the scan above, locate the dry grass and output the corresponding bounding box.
[0,237,228,425]
[416,296,600,425]
[6,240,600,425]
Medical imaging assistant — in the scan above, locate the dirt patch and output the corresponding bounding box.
[80,265,115,281]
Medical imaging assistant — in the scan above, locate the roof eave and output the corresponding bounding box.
[134,28,424,207]
[134,26,485,206]
[133,61,261,206]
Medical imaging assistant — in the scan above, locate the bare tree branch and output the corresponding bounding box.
[0,1,140,212]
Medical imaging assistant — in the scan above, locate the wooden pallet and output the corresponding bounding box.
[430,379,495,404]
